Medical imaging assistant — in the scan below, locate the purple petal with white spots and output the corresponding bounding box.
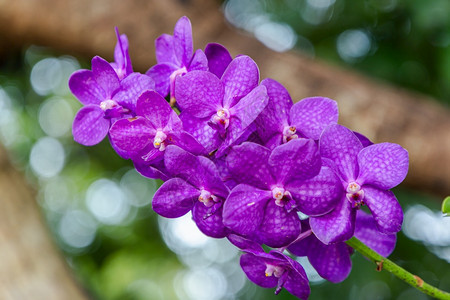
[134,160,170,181]
[255,78,292,144]
[257,200,301,248]
[222,55,259,108]
[146,62,178,97]
[218,85,268,157]
[308,239,351,283]
[175,70,224,118]
[69,70,105,105]
[290,97,338,140]
[354,210,397,257]
[227,234,264,252]
[136,91,180,130]
[179,113,221,153]
[72,105,110,146]
[240,253,279,288]
[269,138,321,184]
[155,33,176,64]
[222,184,271,236]
[188,49,208,71]
[152,178,198,218]
[173,16,193,66]
[310,196,356,244]
[270,251,310,299]
[91,56,120,97]
[205,43,232,78]
[192,202,229,238]
[287,166,341,216]
[109,117,153,152]
[319,124,363,182]
[169,131,206,156]
[113,72,155,111]
[226,142,273,189]
[357,143,409,190]
[363,186,403,234]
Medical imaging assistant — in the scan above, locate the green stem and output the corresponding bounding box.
[346,237,450,300]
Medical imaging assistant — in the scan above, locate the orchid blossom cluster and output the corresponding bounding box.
[69,17,409,299]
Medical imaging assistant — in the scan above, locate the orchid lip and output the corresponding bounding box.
[198,189,219,207]
[209,108,231,131]
[265,263,285,278]
[153,130,168,151]
[100,99,119,111]
[282,125,298,143]
[346,181,365,207]
[271,187,293,207]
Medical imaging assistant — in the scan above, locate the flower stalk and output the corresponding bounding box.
[346,237,450,300]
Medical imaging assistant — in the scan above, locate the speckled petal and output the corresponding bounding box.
[354,210,397,257]
[72,105,109,146]
[188,49,208,71]
[152,178,198,218]
[113,72,155,111]
[270,251,311,299]
[287,166,342,216]
[69,70,105,105]
[290,97,338,140]
[319,124,363,182]
[257,200,301,248]
[205,43,232,78]
[133,160,170,181]
[179,113,221,153]
[109,117,153,152]
[175,70,224,118]
[308,239,352,283]
[222,184,271,236]
[357,143,409,189]
[146,62,178,97]
[155,33,176,64]
[255,78,292,144]
[309,196,356,244]
[222,55,259,108]
[226,142,273,189]
[192,202,229,238]
[136,90,181,130]
[269,138,321,183]
[218,85,268,157]
[240,253,279,288]
[173,16,193,66]
[91,56,120,97]
[363,186,403,234]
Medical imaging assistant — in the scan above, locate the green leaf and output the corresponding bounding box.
[442,196,450,216]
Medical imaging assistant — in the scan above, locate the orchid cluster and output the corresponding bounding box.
[69,17,409,299]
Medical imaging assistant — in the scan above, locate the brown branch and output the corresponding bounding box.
[0,145,88,299]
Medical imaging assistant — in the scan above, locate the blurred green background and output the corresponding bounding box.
[0,0,449,299]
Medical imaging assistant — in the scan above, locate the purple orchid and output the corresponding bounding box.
[146,16,208,102]
[152,145,230,238]
[255,78,339,149]
[310,124,409,244]
[109,90,204,165]
[69,56,155,146]
[288,210,397,283]
[204,43,232,78]
[110,28,133,80]
[175,55,269,156]
[222,139,339,248]
[240,249,310,299]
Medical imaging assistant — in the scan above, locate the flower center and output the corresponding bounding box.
[346,182,365,208]
[153,130,167,151]
[282,125,298,143]
[100,99,119,111]
[198,189,219,207]
[265,264,285,278]
[272,187,293,207]
[209,108,231,134]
